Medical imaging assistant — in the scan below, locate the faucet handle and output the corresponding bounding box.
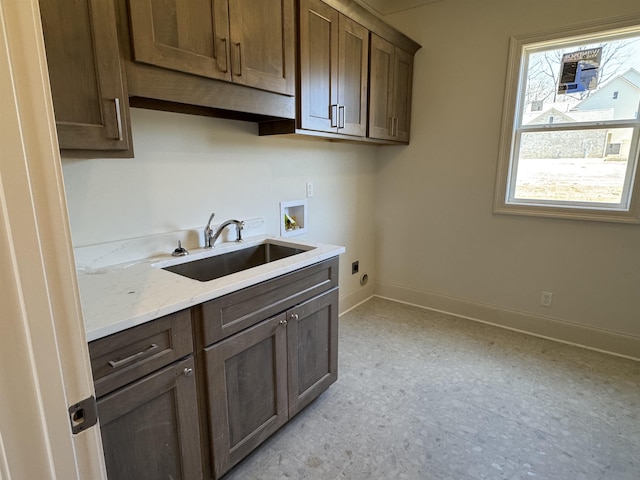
[235,220,245,243]
[204,212,216,249]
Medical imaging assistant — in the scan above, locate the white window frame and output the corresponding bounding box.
[494,15,640,224]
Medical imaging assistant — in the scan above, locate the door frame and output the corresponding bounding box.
[0,0,106,478]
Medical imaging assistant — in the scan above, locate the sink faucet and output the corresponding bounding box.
[204,212,244,248]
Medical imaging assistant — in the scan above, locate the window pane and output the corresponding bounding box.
[522,36,640,126]
[513,128,633,203]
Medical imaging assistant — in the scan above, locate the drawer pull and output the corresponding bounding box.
[183,368,194,377]
[108,343,159,368]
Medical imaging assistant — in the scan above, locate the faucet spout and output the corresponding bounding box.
[206,217,244,248]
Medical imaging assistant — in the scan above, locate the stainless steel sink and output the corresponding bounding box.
[162,242,308,282]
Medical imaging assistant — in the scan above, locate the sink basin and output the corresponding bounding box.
[162,242,309,282]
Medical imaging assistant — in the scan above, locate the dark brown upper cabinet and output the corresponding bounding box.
[259,0,420,145]
[299,0,368,136]
[128,0,295,96]
[39,0,133,156]
[369,33,414,143]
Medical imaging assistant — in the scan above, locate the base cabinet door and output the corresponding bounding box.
[287,288,339,417]
[205,314,289,478]
[96,356,202,480]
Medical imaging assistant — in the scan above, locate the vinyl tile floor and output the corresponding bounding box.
[223,297,640,480]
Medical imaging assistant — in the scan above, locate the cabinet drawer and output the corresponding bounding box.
[198,257,338,346]
[89,309,193,397]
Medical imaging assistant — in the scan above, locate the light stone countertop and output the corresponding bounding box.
[77,236,345,342]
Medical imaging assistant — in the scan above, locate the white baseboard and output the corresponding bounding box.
[339,288,374,316]
[375,282,640,361]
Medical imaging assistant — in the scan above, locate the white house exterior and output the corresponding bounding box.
[573,68,640,121]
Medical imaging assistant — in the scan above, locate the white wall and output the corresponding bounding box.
[376,0,640,355]
[62,108,378,310]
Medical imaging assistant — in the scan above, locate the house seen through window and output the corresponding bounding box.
[495,17,640,223]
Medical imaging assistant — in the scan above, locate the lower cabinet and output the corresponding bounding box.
[89,257,340,479]
[97,357,203,480]
[204,288,339,478]
[89,309,202,480]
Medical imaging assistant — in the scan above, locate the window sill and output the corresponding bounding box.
[493,201,640,224]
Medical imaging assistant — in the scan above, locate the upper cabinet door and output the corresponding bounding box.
[128,0,231,82]
[228,0,295,95]
[369,33,395,141]
[299,0,368,136]
[392,47,414,143]
[40,0,132,152]
[338,16,368,137]
[299,0,339,133]
[369,34,414,143]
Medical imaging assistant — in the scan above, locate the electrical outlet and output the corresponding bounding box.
[352,261,359,275]
[306,181,313,198]
[540,291,553,307]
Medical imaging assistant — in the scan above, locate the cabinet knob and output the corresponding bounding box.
[183,368,194,377]
[280,319,288,326]
[290,313,299,321]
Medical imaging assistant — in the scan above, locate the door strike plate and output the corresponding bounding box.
[68,396,98,435]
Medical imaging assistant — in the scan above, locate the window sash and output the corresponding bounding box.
[507,126,640,209]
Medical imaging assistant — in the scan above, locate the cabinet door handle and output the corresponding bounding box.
[392,117,399,137]
[388,116,394,136]
[290,313,299,321]
[107,343,159,368]
[183,368,194,377]
[232,42,242,76]
[114,98,123,141]
[216,37,228,73]
[330,104,338,128]
[338,105,345,129]
[279,319,288,326]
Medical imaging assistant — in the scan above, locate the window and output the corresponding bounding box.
[607,143,622,155]
[494,15,640,223]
